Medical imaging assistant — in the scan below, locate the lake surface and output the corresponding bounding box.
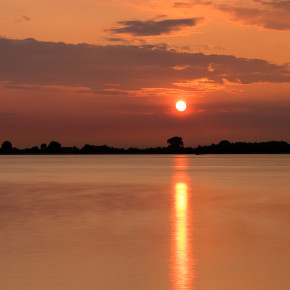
[0,155,290,290]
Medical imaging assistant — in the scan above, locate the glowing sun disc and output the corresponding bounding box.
[176,101,186,112]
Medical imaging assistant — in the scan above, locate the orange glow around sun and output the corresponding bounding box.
[176,101,186,112]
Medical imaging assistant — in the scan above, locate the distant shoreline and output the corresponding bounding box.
[1,139,290,155]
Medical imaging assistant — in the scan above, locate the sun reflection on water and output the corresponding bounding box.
[171,157,194,290]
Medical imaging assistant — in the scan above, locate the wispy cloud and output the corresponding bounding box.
[173,0,290,31]
[173,77,242,93]
[172,65,191,70]
[15,15,31,23]
[218,1,290,31]
[105,17,203,36]
[173,0,212,8]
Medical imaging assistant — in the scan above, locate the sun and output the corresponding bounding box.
[176,101,186,112]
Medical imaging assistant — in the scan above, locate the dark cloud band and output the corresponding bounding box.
[0,37,289,91]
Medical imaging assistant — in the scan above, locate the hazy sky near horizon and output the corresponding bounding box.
[1,0,290,148]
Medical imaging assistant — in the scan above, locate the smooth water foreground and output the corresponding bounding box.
[0,155,289,290]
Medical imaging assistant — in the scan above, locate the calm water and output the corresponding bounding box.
[0,155,290,290]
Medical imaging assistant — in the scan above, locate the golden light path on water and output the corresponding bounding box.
[171,157,194,290]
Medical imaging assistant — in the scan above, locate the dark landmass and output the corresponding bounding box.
[1,137,290,155]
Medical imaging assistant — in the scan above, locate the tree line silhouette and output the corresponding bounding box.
[1,137,290,155]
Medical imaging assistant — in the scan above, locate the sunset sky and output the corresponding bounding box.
[1,0,290,148]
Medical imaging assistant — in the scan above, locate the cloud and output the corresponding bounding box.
[253,0,290,9]
[173,0,290,31]
[195,44,226,51]
[172,65,191,70]
[0,37,289,94]
[0,112,20,121]
[15,15,31,23]
[173,77,242,93]
[105,17,203,36]
[173,0,212,8]
[218,1,290,31]
[104,37,127,42]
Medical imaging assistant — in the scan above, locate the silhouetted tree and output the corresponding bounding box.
[28,146,39,154]
[47,141,61,153]
[48,141,61,149]
[40,143,47,150]
[167,136,184,148]
[219,140,231,147]
[218,140,232,153]
[0,138,290,155]
[1,141,13,153]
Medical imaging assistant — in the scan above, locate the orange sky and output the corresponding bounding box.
[1,0,290,148]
